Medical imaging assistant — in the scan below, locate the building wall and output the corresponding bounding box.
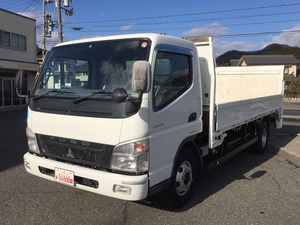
[240,59,297,77]
[0,9,36,63]
[285,65,297,76]
[0,9,38,109]
[240,61,247,66]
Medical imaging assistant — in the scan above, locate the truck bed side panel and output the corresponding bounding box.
[215,66,284,132]
[216,66,284,104]
[216,95,282,131]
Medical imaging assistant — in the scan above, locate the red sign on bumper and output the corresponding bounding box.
[55,168,74,186]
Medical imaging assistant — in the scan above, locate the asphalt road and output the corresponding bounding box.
[283,102,300,116]
[0,109,300,225]
[284,109,300,116]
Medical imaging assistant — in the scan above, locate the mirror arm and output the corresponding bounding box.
[15,88,28,98]
[15,70,29,98]
[137,91,143,101]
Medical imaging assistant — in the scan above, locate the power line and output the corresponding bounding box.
[61,2,300,43]
[1,0,26,8]
[22,0,41,15]
[64,10,300,30]
[1,0,41,14]
[2,1,33,10]
[213,29,300,38]
[215,19,300,29]
[64,28,300,39]
[64,2,300,25]
[64,18,300,34]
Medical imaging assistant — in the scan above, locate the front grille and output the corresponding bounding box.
[36,134,114,169]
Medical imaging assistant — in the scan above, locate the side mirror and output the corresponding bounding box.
[132,61,151,93]
[14,70,28,97]
[112,88,128,103]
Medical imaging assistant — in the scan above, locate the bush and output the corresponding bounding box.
[285,78,300,95]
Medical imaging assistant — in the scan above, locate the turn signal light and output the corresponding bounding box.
[113,184,131,195]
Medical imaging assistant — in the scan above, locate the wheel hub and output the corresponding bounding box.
[175,161,193,196]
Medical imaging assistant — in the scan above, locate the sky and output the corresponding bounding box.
[2,0,300,56]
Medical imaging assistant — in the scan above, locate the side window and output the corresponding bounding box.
[153,51,192,111]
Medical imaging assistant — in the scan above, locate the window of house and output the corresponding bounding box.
[0,30,26,51]
[2,31,10,47]
[153,51,192,111]
[284,67,289,75]
[11,33,18,49]
[18,35,26,50]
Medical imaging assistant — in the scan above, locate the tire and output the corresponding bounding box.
[252,121,269,154]
[165,147,197,209]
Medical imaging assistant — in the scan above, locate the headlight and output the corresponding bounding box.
[26,127,40,154]
[110,138,149,173]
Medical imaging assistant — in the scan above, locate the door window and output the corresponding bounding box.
[153,51,192,111]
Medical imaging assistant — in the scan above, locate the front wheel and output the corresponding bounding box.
[165,148,197,209]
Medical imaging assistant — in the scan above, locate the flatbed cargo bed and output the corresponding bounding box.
[188,36,284,148]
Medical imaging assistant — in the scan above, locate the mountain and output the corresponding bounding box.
[216,44,300,66]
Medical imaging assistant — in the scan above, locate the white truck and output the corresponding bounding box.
[16,33,284,208]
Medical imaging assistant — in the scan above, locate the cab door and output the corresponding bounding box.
[148,45,202,187]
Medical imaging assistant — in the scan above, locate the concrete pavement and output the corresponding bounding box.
[268,102,300,158]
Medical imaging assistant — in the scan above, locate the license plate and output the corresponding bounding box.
[55,168,74,186]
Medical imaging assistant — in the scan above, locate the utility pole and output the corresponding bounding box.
[41,0,72,60]
[42,0,46,58]
[56,0,63,43]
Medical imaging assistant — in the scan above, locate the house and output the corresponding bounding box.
[37,45,44,64]
[237,55,300,77]
[229,59,239,66]
[0,8,39,110]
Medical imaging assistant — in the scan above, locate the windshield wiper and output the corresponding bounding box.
[33,89,76,101]
[73,90,112,104]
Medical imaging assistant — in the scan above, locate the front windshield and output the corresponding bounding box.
[34,39,150,100]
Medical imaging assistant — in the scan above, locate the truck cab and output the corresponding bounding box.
[21,34,203,207]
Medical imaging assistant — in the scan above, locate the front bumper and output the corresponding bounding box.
[23,152,148,201]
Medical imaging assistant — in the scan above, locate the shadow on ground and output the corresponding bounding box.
[143,122,300,211]
[142,146,281,212]
[0,109,27,172]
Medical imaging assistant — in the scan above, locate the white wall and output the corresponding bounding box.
[0,9,36,63]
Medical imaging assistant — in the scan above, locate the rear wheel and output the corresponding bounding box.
[252,121,269,154]
[165,147,197,209]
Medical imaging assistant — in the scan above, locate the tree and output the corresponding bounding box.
[285,77,300,95]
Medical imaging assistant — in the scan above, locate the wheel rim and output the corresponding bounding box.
[261,127,267,148]
[175,161,193,196]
